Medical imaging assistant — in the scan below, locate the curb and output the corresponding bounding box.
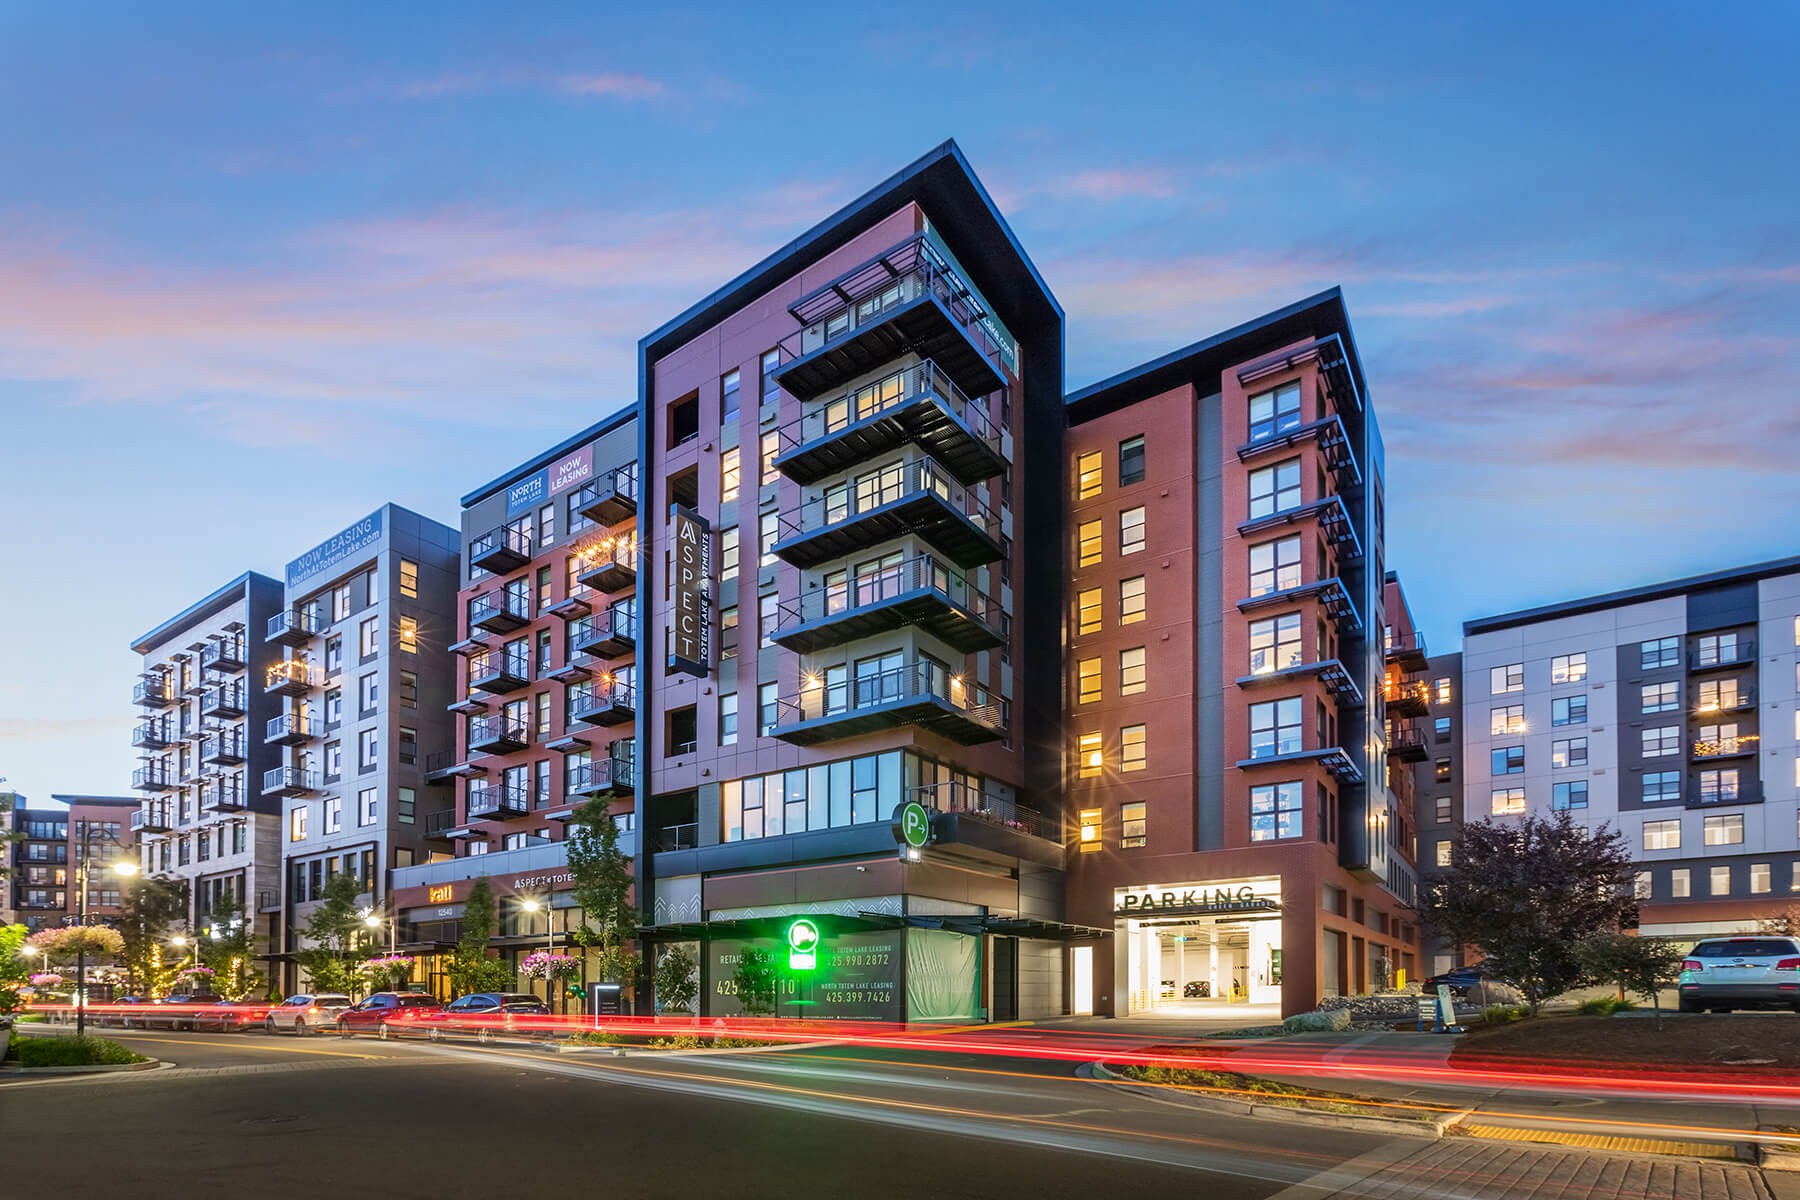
[0,1057,166,1077]
[542,1038,836,1057]
[1086,1061,1460,1139]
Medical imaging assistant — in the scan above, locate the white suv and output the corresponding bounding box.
[1678,936,1800,1013]
[264,994,354,1035]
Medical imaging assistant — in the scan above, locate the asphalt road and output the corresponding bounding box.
[0,1027,1784,1199]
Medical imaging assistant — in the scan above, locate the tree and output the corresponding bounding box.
[654,944,699,1016]
[448,877,513,995]
[1760,903,1800,938]
[1421,811,1638,1015]
[199,894,262,1001]
[293,872,373,997]
[1,924,32,1015]
[117,875,190,997]
[566,797,640,988]
[732,949,777,1018]
[1576,933,1686,1030]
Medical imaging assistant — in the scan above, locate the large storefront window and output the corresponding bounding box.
[721,751,987,843]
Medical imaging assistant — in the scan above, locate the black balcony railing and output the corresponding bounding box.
[568,748,636,797]
[1689,641,1755,671]
[468,716,531,755]
[266,608,324,645]
[568,678,637,727]
[262,766,319,796]
[653,823,699,852]
[1385,726,1429,760]
[131,722,173,750]
[203,782,246,812]
[1384,629,1429,668]
[773,456,1005,570]
[132,764,174,791]
[571,605,638,659]
[1694,686,1757,714]
[466,782,530,819]
[425,809,460,837]
[470,524,534,573]
[572,463,640,526]
[570,534,639,594]
[131,804,173,834]
[774,359,1007,486]
[265,660,320,696]
[771,553,1007,655]
[911,780,1056,843]
[133,677,174,708]
[468,588,533,633]
[469,650,531,695]
[769,660,1006,747]
[201,637,246,673]
[202,683,247,719]
[200,733,247,765]
[265,713,319,745]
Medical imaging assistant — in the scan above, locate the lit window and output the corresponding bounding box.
[1076,519,1103,568]
[1643,819,1681,851]
[1078,808,1102,852]
[1433,677,1452,705]
[1489,663,1523,694]
[1490,705,1525,735]
[1119,506,1146,556]
[1121,802,1146,848]
[1248,459,1302,519]
[1076,451,1103,500]
[1490,787,1526,816]
[1436,841,1453,867]
[398,617,417,654]
[1076,658,1101,706]
[1118,436,1145,486]
[1549,653,1586,685]
[400,559,418,599]
[760,431,780,486]
[1077,732,1102,779]
[1077,588,1103,636]
[1550,737,1587,769]
[1119,647,1146,696]
[721,447,740,503]
[1119,576,1146,625]
[1710,865,1731,896]
[1751,863,1771,894]
[1696,679,1740,712]
[1250,781,1303,841]
[1670,867,1690,897]
[289,806,308,842]
[1120,725,1146,772]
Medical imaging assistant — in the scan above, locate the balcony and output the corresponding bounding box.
[425,809,460,840]
[770,554,1007,655]
[265,660,320,697]
[652,823,699,852]
[201,732,247,766]
[1235,745,1365,785]
[131,722,173,751]
[468,650,530,695]
[423,751,487,782]
[914,780,1060,850]
[1234,657,1364,705]
[465,782,530,820]
[773,234,1006,402]
[201,638,246,674]
[469,524,533,574]
[1236,413,1362,488]
[1237,577,1363,638]
[468,715,531,755]
[447,697,490,716]
[572,464,640,527]
[202,782,247,813]
[1689,642,1755,672]
[133,676,174,708]
[468,588,532,634]
[1386,725,1429,762]
[1238,495,1361,561]
[768,660,1006,747]
[547,596,591,620]
[774,359,1007,487]
[202,683,247,720]
[568,678,636,728]
[1688,781,1764,809]
[266,608,324,646]
[265,713,319,746]
[1694,687,1757,715]
[1383,676,1430,718]
[1384,629,1429,673]
[568,751,635,798]
[262,766,320,798]
[450,634,489,656]
[773,457,1005,571]
[571,535,638,594]
[131,804,173,834]
[132,764,174,792]
[571,605,638,659]
[1691,734,1760,761]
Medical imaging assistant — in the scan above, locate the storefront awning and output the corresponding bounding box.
[874,914,1111,941]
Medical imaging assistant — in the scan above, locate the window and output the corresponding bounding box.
[1077,732,1102,778]
[1640,636,1678,670]
[760,349,781,407]
[535,759,551,808]
[1119,647,1146,696]
[326,637,342,675]
[1248,381,1301,442]
[1435,796,1452,824]
[1077,587,1103,636]
[1552,780,1588,810]
[720,693,738,746]
[1698,722,1741,756]
[1491,746,1524,775]
[1249,697,1303,759]
[1119,506,1146,555]
[1641,726,1680,758]
[759,510,778,568]
[1433,677,1453,705]
[1751,863,1772,894]
[758,683,778,737]
[1490,663,1524,694]
[400,559,418,598]
[1634,872,1653,900]
[1550,653,1587,685]
[536,691,552,737]
[1641,682,1677,714]
[1490,705,1525,735]
[399,670,418,710]
[1436,841,1453,868]
[1076,519,1103,568]
[719,606,739,659]
[1121,801,1147,848]
[1120,724,1146,772]
[1696,679,1741,713]
[1699,768,1740,805]
[1551,695,1587,727]
[1434,716,1452,740]
[1670,867,1691,897]
[359,616,379,658]
[721,447,740,503]
[536,629,553,674]
[1248,459,1302,519]
[290,807,308,842]
[720,527,739,585]
[1075,450,1102,500]
[359,729,378,769]
[1435,758,1452,782]
[1643,819,1681,850]
[1550,737,1587,769]
[1247,536,1301,597]
[324,689,342,726]
[333,583,352,622]
[1491,788,1526,815]
[1076,658,1101,705]
[359,672,378,714]
[399,726,417,766]
[1250,781,1304,841]
[721,368,740,422]
[1118,435,1145,486]
[1696,632,1739,667]
[358,788,377,826]
[758,591,778,647]
[325,741,343,778]
[759,431,779,486]
[1709,865,1731,896]
[1249,613,1302,674]
[1119,576,1146,625]
[1078,808,1102,852]
[1643,771,1681,804]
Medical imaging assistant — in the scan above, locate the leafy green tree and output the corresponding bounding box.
[732,949,777,1018]
[1576,933,1686,1030]
[1422,811,1639,1015]
[117,875,190,997]
[198,894,263,1001]
[448,877,513,995]
[654,944,699,1016]
[567,797,639,988]
[1,924,32,1014]
[293,872,373,997]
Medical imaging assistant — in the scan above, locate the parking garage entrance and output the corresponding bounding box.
[1114,875,1283,1014]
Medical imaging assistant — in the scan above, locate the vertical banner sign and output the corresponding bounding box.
[669,504,712,677]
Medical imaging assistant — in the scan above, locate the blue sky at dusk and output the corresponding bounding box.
[2,3,1796,802]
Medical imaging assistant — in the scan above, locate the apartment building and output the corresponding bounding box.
[130,573,284,943]
[634,142,1071,1022]
[393,413,641,997]
[1412,650,1464,976]
[7,796,140,933]
[1461,555,1800,942]
[1061,289,1421,1019]
[269,505,459,990]
[0,789,19,927]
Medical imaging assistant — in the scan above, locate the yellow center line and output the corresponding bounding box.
[108,1035,384,1060]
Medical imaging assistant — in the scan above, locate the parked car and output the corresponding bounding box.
[336,992,445,1038]
[264,994,353,1035]
[146,993,225,1031]
[99,995,155,1028]
[1182,980,1212,998]
[1678,936,1800,1013]
[191,1000,267,1032]
[1423,962,1501,999]
[414,993,550,1042]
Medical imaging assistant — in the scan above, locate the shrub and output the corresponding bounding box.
[9,1036,147,1068]
[1577,996,1638,1016]
[567,1030,624,1046]
[648,1034,706,1050]
[1281,1008,1353,1033]
[1482,1004,1526,1025]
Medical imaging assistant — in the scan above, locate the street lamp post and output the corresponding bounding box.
[520,897,555,1011]
[73,820,139,1038]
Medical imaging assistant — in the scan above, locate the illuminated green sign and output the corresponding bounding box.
[896,800,930,849]
[787,919,821,971]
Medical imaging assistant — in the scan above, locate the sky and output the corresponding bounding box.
[2,3,1797,803]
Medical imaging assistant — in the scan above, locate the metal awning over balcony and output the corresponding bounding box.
[571,606,637,659]
[202,684,246,720]
[571,536,638,594]
[201,638,246,674]
[1234,658,1364,706]
[423,751,486,782]
[773,458,1004,571]
[133,677,174,708]
[1235,414,1361,488]
[201,734,246,765]
[547,596,592,619]
[447,697,489,716]
[774,235,1006,402]
[1237,577,1362,638]
[468,716,530,756]
[132,765,174,792]
[469,589,532,634]
[544,662,591,684]
[466,784,530,820]
[266,608,323,646]
[262,766,320,797]
[774,360,1007,487]
[770,554,1007,655]
[265,661,319,697]
[1237,495,1361,561]
[469,524,533,574]
[265,713,319,746]
[1234,746,1364,785]
[572,464,639,526]
[449,635,489,656]
[469,652,530,695]
[769,661,1006,747]
[569,680,635,728]
[545,734,589,754]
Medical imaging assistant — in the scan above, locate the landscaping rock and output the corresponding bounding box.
[1283,1008,1353,1033]
[1317,993,1419,1019]
[1467,981,1526,1007]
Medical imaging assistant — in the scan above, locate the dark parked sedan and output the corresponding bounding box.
[336,992,445,1038]
[1422,962,1499,999]
[413,993,551,1042]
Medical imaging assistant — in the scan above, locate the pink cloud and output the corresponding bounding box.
[1058,168,1181,201]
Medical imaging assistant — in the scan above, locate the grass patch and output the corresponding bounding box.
[1117,1064,1437,1121]
[7,1036,147,1068]
[1577,996,1638,1016]
[1482,1004,1527,1025]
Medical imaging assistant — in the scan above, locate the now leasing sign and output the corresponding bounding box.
[668,505,712,677]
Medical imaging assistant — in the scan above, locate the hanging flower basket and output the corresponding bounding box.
[520,952,582,980]
[28,974,63,988]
